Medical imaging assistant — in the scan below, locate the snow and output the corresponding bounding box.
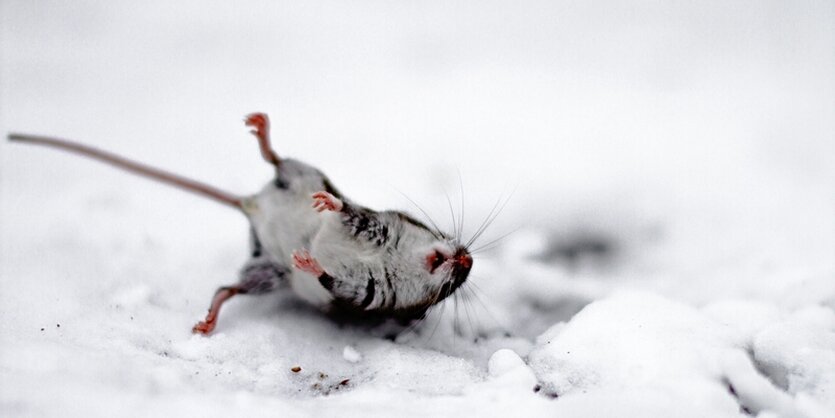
[2,1,834,417]
[342,346,362,364]
[529,292,830,417]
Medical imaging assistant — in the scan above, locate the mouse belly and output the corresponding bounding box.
[243,181,334,307]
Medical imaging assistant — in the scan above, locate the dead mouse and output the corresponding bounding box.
[8,113,473,334]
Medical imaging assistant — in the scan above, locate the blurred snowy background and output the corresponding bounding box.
[1,1,833,417]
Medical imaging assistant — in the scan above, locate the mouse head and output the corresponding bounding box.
[382,213,473,318]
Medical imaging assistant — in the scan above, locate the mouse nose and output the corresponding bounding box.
[454,248,473,270]
[451,247,473,288]
[457,253,472,269]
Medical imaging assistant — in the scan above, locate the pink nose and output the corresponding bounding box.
[457,254,472,269]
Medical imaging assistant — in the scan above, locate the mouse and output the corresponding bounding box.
[8,113,473,335]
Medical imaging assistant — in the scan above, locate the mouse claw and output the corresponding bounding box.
[311,191,343,212]
[292,249,325,276]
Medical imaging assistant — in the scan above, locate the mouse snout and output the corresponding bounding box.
[451,247,473,285]
[455,251,472,270]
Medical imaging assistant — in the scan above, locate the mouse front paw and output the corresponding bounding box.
[292,249,325,276]
[311,191,343,212]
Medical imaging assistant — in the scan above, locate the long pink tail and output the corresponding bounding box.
[8,133,243,209]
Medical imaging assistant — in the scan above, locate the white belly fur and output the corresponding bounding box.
[244,183,333,307]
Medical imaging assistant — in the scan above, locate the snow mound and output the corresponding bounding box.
[529,292,834,417]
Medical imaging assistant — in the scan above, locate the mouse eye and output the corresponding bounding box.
[426,250,446,273]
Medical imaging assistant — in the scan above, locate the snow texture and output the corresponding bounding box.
[1,1,834,417]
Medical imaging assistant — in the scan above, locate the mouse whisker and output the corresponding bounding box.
[458,169,466,242]
[459,275,510,332]
[466,196,502,248]
[396,190,444,238]
[452,292,461,340]
[469,226,523,254]
[444,190,459,242]
[399,311,428,339]
[410,283,447,342]
[467,188,516,249]
[462,281,506,332]
[425,291,449,342]
[459,286,477,338]
[465,190,514,249]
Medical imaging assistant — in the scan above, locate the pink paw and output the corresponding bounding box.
[292,249,325,276]
[311,191,343,212]
[244,113,270,140]
[192,320,215,335]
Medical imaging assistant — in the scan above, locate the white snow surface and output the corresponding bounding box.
[2,1,834,417]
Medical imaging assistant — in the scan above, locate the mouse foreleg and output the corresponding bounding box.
[291,249,377,310]
[311,191,389,247]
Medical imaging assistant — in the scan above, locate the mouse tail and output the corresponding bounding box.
[8,133,244,209]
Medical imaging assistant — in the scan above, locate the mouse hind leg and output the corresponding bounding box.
[244,112,281,167]
[192,255,290,335]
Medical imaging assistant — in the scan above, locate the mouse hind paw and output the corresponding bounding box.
[192,320,215,335]
[192,286,240,336]
[244,112,281,167]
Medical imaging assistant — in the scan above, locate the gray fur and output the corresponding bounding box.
[237,257,290,294]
